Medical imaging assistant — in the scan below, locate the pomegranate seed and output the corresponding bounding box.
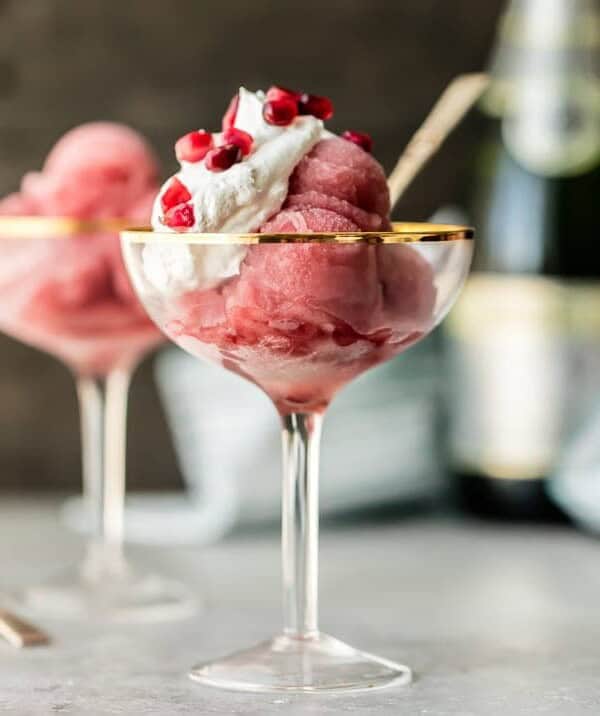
[341,130,373,153]
[298,93,334,120]
[222,92,240,131]
[263,98,298,126]
[266,85,301,102]
[222,127,253,156]
[160,177,191,212]
[163,203,195,231]
[175,130,214,163]
[205,143,243,172]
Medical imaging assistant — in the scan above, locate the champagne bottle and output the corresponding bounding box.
[446,0,600,520]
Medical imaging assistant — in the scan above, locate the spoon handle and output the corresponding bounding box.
[388,73,490,211]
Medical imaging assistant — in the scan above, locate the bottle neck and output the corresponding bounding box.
[498,0,596,48]
[484,0,600,178]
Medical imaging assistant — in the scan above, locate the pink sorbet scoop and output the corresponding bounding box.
[151,88,437,413]
[0,122,163,376]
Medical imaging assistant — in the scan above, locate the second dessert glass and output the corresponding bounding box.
[0,216,195,621]
[122,222,473,691]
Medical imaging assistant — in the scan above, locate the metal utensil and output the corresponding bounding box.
[388,73,490,209]
[0,609,50,648]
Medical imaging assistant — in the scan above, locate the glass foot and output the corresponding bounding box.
[190,632,411,693]
[15,550,197,622]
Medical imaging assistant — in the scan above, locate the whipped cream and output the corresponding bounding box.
[141,241,245,294]
[145,88,328,295]
[151,88,326,234]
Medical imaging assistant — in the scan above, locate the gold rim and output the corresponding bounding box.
[0,216,135,238]
[121,222,474,245]
[0,218,474,243]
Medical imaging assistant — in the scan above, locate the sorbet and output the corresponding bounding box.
[0,123,162,375]
[145,87,436,412]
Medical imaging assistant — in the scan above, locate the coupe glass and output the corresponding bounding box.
[0,216,195,621]
[122,222,473,691]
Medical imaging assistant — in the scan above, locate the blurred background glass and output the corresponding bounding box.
[1,0,598,539]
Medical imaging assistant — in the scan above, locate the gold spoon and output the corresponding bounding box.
[387,73,490,210]
[0,609,50,648]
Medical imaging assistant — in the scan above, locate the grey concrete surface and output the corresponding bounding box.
[1,498,599,714]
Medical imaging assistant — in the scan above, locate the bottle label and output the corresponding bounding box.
[488,0,600,177]
[446,274,600,479]
[503,76,600,177]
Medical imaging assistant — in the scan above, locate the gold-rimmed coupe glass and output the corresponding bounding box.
[0,216,195,621]
[122,222,474,692]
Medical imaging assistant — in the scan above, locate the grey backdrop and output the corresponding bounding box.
[0,0,503,490]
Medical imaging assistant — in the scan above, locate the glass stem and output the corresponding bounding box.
[281,412,323,638]
[76,368,132,577]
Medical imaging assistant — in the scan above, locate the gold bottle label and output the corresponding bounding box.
[446,273,600,479]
